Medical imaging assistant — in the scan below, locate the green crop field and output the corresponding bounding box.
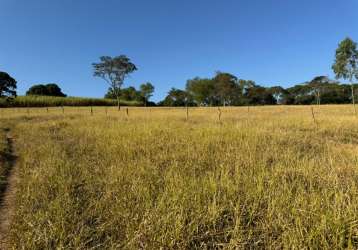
[1,105,358,249]
[0,96,140,108]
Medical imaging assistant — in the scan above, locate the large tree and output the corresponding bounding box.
[213,72,238,106]
[268,86,287,104]
[140,82,155,106]
[0,71,17,98]
[121,87,141,102]
[332,37,358,114]
[105,86,142,102]
[286,84,313,105]
[237,79,256,105]
[93,55,137,110]
[307,76,331,106]
[186,77,215,106]
[245,85,276,105]
[26,83,66,97]
[159,88,193,106]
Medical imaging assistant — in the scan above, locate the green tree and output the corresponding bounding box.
[121,87,142,102]
[268,86,287,104]
[26,83,66,97]
[0,71,17,98]
[140,82,155,106]
[213,72,238,106]
[320,83,350,104]
[186,77,215,106]
[105,86,142,102]
[286,84,313,104]
[332,37,358,114]
[104,87,117,99]
[159,88,194,106]
[26,84,47,96]
[93,55,137,110]
[307,76,330,106]
[245,85,276,105]
[237,79,256,105]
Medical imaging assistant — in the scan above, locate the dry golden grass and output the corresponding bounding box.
[1,105,358,249]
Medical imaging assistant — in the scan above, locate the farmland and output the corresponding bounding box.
[1,105,358,249]
[0,96,140,108]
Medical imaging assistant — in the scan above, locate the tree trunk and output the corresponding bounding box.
[351,82,356,115]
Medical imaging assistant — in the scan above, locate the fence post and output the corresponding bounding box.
[311,106,317,125]
[186,106,189,121]
[90,106,93,116]
[218,107,222,123]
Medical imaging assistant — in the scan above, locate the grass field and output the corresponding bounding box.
[1,105,358,249]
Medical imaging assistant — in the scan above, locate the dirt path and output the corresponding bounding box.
[0,130,18,249]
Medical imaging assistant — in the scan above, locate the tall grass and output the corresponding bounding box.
[0,96,140,107]
[2,106,358,248]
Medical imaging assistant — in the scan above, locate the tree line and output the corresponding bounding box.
[1,37,358,108]
[158,37,358,107]
[158,73,358,106]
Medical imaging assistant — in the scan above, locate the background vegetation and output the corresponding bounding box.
[0,96,140,108]
[26,83,67,97]
[159,72,358,106]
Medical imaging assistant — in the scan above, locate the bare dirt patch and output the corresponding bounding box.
[0,130,18,249]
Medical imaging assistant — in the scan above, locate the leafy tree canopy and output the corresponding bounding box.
[332,37,358,113]
[158,88,195,107]
[140,82,155,106]
[93,55,137,109]
[105,86,143,102]
[332,38,358,81]
[0,71,17,98]
[26,83,66,97]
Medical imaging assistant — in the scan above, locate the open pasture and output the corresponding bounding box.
[1,105,358,249]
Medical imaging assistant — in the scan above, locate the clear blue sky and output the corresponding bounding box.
[1,0,358,102]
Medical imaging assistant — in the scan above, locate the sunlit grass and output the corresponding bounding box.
[1,105,358,248]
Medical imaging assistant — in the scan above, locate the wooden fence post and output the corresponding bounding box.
[311,106,317,125]
[186,106,189,121]
[218,107,222,123]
